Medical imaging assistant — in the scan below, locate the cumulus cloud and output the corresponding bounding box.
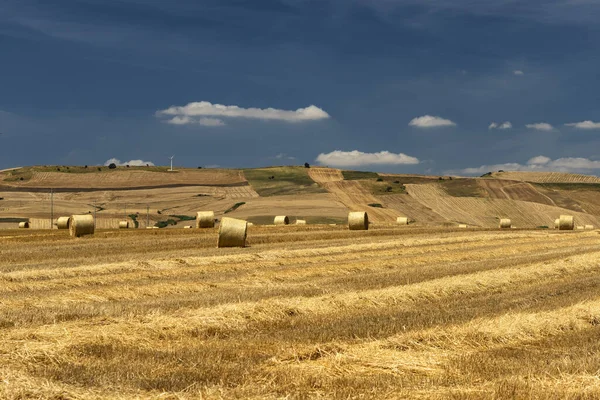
[315,150,419,167]
[156,101,330,125]
[525,122,554,131]
[409,115,456,128]
[489,121,512,130]
[513,70,525,76]
[453,156,600,175]
[104,158,155,167]
[565,120,600,129]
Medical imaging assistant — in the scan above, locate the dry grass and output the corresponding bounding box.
[1,227,600,399]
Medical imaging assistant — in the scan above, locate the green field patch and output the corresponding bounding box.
[154,219,178,228]
[534,183,600,192]
[0,217,29,223]
[224,202,246,214]
[169,214,196,221]
[243,167,326,197]
[360,180,407,195]
[440,179,486,197]
[341,170,379,180]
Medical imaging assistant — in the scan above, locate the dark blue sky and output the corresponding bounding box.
[1,0,600,174]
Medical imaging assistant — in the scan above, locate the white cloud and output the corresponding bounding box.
[453,156,600,175]
[198,117,225,127]
[409,115,456,128]
[104,158,155,167]
[165,116,193,125]
[565,120,600,129]
[315,150,419,167]
[156,101,330,125]
[527,155,551,165]
[525,122,554,131]
[489,121,512,130]
[513,70,525,76]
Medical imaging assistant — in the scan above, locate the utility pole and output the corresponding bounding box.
[169,155,174,172]
[50,188,54,230]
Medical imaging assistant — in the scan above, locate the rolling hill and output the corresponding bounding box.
[1,165,600,229]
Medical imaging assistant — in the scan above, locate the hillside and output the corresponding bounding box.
[1,166,600,229]
[490,171,600,184]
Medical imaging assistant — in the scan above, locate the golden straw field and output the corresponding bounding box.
[2,226,600,399]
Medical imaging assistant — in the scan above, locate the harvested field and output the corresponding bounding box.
[315,180,401,223]
[491,171,600,184]
[477,179,555,205]
[406,183,600,228]
[0,168,246,189]
[307,167,344,183]
[1,227,600,398]
[309,169,400,223]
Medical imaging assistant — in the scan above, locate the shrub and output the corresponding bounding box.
[368,203,383,208]
[108,163,117,169]
[376,178,383,182]
[304,162,310,168]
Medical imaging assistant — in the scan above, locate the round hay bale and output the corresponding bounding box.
[196,211,215,228]
[396,217,409,225]
[458,224,467,228]
[183,225,192,229]
[69,214,95,237]
[576,225,585,230]
[558,215,575,231]
[296,219,306,225]
[554,219,560,229]
[218,217,247,248]
[247,222,254,227]
[119,220,130,229]
[348,211,368,231]
[499,218,511,229]
[585,225,594,230]
[274,216,290,225]
[56,216,71,230]
[18,221,30,229]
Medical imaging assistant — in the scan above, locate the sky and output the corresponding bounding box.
[1,0,600,175]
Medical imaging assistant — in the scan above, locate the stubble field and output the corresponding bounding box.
[1,226,600,399]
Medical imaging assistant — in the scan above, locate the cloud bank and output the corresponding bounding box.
[157,101,330,125]
[315,150,419,167]
[565,121,600,129]
[104,158,155,167]
[409,115,456,128]
[454,155,600,175]
[513,70,524,76]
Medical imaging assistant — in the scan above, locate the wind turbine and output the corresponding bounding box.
[169,155,174,172]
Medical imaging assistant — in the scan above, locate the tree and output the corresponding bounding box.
[304,162,310,168]
[108,163,117,169]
